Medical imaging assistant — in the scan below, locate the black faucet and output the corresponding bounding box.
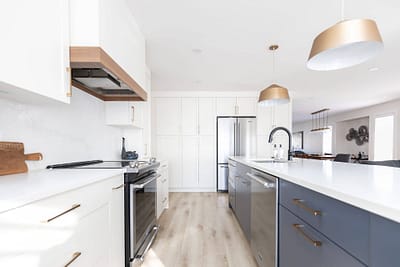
[268,127,293,161]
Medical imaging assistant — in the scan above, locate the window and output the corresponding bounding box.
[322,126,332,154]
[293,131,304,150]
[374,115,395,160]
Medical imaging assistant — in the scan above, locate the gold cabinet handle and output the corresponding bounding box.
[64,252,81,267]
[112,184,125,190]
[292,224,322,247]
[66,67,72,97]
[42,204,81,223]
[292,198,321,216]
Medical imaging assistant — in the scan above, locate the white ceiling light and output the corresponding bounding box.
[307,0,383,71]
[258,45,290,106]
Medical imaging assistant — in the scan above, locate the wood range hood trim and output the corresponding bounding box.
[70,46,147,101]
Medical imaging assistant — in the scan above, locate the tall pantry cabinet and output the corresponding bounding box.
[154,97,216,191]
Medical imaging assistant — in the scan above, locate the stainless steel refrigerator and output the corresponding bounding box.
[217,117,257,191]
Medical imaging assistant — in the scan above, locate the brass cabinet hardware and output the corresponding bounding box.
[66,67,72,97]
[292,224,322,247]
[112,184,125,190]
[162,197,167,204]
[42,204,81,223]
[64,252,81,267]
[292,198,321,216]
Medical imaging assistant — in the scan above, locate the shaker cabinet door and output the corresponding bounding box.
[0,0,70,103]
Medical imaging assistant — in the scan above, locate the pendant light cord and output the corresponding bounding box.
[341,0,345,21]
[272,49,276,83]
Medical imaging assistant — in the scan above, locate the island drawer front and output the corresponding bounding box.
[279,206,366,267]
[370,214,400,267]
[279,180,369,264]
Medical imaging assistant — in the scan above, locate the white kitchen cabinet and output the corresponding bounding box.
[182,136,199,188]
[105,101,145,128]
[198,135,216,189]
[0,0,70,103]
[154,98,181,135]
[257,105,274,135]
[157,162,169,219]
[236,97,257,116]
[156,136,182,189]
[181,98,198,135]
[216,97,257,116]
[216,97,237,116]
[256,102,292,158]
[109,180,124,267]
[198,98,217,135]
[0,174,124,267]
[70,0,147,90]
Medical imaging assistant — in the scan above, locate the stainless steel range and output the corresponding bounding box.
[47,159,160,267]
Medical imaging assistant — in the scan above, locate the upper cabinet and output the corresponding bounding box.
[0,0,71,103]
[154,98,182,135]
[105,101,145,128]
[216,97,257,116]
[69,0,147,101]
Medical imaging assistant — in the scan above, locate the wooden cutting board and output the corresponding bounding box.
[0,142,43,176]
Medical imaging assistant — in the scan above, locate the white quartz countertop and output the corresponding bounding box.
[230,156,400,223]
[0,169,124,214]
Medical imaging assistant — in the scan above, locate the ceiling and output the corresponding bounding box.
[128,0,400,122]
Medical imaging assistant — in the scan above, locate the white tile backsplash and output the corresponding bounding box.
[0,88,127,170]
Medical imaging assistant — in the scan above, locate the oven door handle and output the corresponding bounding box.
[132,174,161,189]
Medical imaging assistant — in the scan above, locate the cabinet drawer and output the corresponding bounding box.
[279,180,369,264]
[0,176,121,260]
[279,206,365,267]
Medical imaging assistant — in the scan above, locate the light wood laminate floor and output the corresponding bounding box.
[139,192,258,267]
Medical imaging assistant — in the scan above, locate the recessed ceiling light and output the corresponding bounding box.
[369,67,379,72]
[192,48,203,54]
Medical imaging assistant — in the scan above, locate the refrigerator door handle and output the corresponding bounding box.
[237,121,240,155]
[233,121,236,156]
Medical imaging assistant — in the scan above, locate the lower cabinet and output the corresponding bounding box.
[370,214,400,267]
[279,206,365,267]
[157,162,169,219]
[235,163,251,241]
[0,174,124,267]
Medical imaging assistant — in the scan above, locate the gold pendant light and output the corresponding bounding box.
[307,0,383,71]
[258,45,290,106]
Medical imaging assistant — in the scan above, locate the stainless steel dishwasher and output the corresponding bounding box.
[247,169,277,267]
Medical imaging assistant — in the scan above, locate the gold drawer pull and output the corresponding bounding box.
[112,184,125,190]
[292,198,321,216]
[42,204,81,223]
[64,252,81,267]
[293,224,322,247]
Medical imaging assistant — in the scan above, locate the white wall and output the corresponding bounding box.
[335,117,369,155]
[0,88,133,170]
[293,99,400,160]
